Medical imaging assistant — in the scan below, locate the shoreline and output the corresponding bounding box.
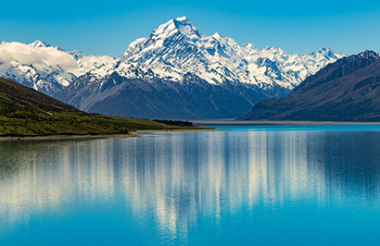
[0,133,139,141]
[193,120,380,126]
[0,128,214,141]
[4,119,380,141]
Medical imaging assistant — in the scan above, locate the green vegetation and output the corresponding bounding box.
[0,112,193,136]
[152,119,194,127]
[0,77,194,136]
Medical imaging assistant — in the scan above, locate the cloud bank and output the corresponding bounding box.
[0,41,80,75]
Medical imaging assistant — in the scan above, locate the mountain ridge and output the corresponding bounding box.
[0,41,115,97]
[240,50,380,121]
[1,17,344,119]
[58,17,343,119]
[0,76,195,136]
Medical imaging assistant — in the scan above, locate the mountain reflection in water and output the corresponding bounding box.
[1,127,380,245]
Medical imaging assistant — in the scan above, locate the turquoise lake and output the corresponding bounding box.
[1,125,380,245]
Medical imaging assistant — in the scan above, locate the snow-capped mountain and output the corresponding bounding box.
[0,41,114,97]
[115,17,341,89]
[0,17,343,119]
[61,16,343,119]
[240,50,380,121]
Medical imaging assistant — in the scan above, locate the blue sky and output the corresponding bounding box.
[2,0,380,57]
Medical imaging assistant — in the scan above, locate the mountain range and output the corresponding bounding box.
[241,51,380,121]
[0,76,192,136]
[0,40,114,98]
[0,17,343,119]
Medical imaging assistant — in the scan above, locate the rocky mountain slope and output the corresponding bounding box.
[240,51,380,121]
[0,17,343,119]
[0,76,193,136]
[59,17,343,119]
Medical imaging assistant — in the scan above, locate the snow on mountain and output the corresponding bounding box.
[0,41,77,95]
[60,16,344,119]
[30,40,51,48]
[67,50,115,75]
[0,41,114,96]
[240,50,380,121]
[88,16,342,90]
[0,17,344,119]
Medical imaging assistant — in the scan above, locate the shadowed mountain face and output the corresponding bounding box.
[0,17,343,120]
[0,77,193,136]
[57,17,342,120]
[61,72,287,120]
[240,51,380,121]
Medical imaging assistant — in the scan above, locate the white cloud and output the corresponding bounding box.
[0,41,80,76]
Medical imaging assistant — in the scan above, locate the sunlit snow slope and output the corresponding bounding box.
[0,17,343,119]
[0,41,114,97]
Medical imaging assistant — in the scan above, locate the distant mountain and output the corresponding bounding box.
[0,76,192,136]
[240,51,380,121]
[0,41,114,97]
[59,17,342,119]
[0,17,343,119]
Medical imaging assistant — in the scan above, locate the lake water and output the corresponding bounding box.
[1,125,380,245]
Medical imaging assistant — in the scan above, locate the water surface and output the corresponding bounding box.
[1,125,380,245]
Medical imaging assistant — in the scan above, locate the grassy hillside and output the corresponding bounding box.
[0,77,194,136]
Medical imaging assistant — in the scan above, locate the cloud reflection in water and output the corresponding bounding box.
[1,129,380,244]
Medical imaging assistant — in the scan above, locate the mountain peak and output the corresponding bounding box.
[152,17,203,41]
[30,40,50,48]
[264,45,274,50]
[69,50,85,60]
[318,47,332,53]
[316,47,335,57]
[243,43,256,49]
[241,50,380,121]
[175,16,188,22]
[358,50,379,59]
[212,32,223,40]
